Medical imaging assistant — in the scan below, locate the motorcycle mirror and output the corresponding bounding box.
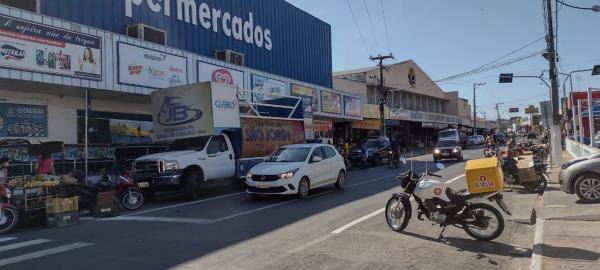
[400,157,407,165]
[435,163,445,170]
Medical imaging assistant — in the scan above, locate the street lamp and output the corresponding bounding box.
[473,82,486,135]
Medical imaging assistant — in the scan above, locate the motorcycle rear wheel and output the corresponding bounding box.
[0,207,19,235]
[121,190,145,211]
[463,203,504,241]
[385,196,410,232]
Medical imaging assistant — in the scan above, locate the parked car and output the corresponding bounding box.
[433,140,463,162]
[348,137,391,167]
[494,133,507,145]
[246,144,346,198]
[559,153,600,203]
[467,135,485,145]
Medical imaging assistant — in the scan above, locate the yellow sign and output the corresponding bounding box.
[352,119,381,130]
[362,104,390,119]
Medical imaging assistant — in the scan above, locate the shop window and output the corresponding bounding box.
[77,118,111,144]
[127,24,167,45]
[0,0,38,12]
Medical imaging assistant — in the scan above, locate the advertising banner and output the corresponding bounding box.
[109,119,153,144]
[321,91,342,114]
[344,96,362,117]
[0,103,47,137]
[0,14,102,80]
[240,118,305,158]
[302,96,313,119]
[210,83,240,128]
[291,84,318,112]
[197,61,244,88]
[363,104,389,119]
[151,83,213,141]
[251,74,288,102]
[352,119,380,130]
[304,120,314,140]
[117,42,188,89]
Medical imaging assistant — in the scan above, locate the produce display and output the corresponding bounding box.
[8,175,63,188]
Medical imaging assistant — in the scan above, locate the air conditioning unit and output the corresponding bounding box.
[126,23,166,45]
[215,50,244,66]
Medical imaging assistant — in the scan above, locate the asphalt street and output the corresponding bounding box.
[0,147,535,270]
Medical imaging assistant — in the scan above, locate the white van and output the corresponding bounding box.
[438,129,467,147]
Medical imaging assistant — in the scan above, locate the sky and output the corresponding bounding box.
[286,0,600,120]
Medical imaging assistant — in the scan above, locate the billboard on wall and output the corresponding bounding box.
[240,118,305,158]
[210,83,241,128]
[251,74,288,102]
[151,83,213,141]
[344,96,362,117]
[197,61,244,88]
[117,42,188,89]
[0,14,102,80]
[321,91,342,114]
[0,103,48,137]
[291,84,318,112]
[109,119,153,144]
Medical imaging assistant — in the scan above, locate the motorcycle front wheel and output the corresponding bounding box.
[0,207,19,235]
[463,203,504,241]
[121,190,145,211]
[385,196,410,232]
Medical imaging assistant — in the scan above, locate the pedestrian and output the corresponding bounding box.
[0,157,9,188]
[35,153,56,175]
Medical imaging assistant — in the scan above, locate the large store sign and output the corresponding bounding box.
[344,96,362,117]
[321,91,342,114]
[391,109,461,125]
[117,42,188,89]
[125,0,273,50]
[0,103,48,137]
[0,15,102,80]
[251,74,287,102]
[197,61,243,88]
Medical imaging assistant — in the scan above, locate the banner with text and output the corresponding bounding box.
[197,61,244,88]
[251,74,288,102]
[321,91,342,114]
[0,103,48,137]
[0,14,102,80]
[291,84,318,112]
[344,96,362,117]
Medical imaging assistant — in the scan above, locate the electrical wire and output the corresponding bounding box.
[346,0,371,56]
[380,0,392,54]
[556,0,596,10]
[363,0,381,53]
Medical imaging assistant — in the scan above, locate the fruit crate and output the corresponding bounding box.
[10,187,51,212]
[47,196,79,214]
[47,211,80,228]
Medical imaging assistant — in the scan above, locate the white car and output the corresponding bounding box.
[246,144,346,198]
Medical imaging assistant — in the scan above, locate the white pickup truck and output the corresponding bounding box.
[133,82,305,199]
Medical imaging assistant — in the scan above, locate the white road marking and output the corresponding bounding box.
[216,199,301,222]
[0,239,51,252]
[104,216,217,224]
[331,208,385,234]
[0,242,93,267]
[529,218,544,270]
[121,192,246,217]
[0,237,16,243]
[446,174,465,184]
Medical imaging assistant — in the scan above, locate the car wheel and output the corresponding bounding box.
[297,177,310,199]
[373,155,381,166]
[335,171,345,190]
[459,155,464,161]
[183,169,203,201]
[575,174,600,203]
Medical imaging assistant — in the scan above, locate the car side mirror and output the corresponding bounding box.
[312,156,323,163]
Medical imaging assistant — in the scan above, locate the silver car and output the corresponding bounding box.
[559,153,600,203]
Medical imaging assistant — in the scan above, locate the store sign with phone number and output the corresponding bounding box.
[0,14,102,80]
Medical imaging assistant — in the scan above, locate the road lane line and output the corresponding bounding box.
[216,199,300,222]
[121,192,246,217]
[0,242,93,267]
[446,174,465,184]
[0,237,16,243]
[331,208,385,234]
[103,216,217,224]
[529,218,544,270]
[0,239,52,252]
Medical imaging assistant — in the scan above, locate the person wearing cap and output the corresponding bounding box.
[0,157,8,188]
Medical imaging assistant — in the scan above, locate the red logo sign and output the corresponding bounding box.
[479,175,487,181]
[434,188,442,196]
[128,65,142,75]
[211,68,234,85]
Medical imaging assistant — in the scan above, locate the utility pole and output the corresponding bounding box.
[545,0,563,165]
[495,103,504,131]
[370,54,394,137]
[473,82,486,135]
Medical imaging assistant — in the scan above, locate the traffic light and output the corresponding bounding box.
[499,73,513,83]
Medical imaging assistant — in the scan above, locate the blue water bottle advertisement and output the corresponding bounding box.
[0,103,48,137]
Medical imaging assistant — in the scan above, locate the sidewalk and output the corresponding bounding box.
[530,151,600,269]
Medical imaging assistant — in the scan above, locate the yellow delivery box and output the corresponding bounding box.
[464,157,504,194]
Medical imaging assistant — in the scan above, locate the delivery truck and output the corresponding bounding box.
[132,82,305,200]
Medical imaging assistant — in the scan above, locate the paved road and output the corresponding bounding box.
[1,147,534,270]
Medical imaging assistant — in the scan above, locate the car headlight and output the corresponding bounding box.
[246,172,252,179]
[159,160,179,173]
[279,168,299,179]
[434,149,441,154]
[452,148,459,153]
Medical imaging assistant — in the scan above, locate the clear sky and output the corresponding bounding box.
[286,0,600,120]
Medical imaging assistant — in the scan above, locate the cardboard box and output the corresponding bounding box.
[96,192,116,207]
[517,159,537,183]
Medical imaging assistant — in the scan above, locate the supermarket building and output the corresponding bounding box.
[0,0,362,145]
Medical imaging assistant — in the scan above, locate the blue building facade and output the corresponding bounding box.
[39,0,332,88]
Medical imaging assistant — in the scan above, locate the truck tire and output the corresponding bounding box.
[183,169,203,201]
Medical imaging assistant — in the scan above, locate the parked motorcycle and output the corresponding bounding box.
[385,158,511,241]
[116,170,144,211]
[0,186,19,234]
[500,151,548,194]
[483,145,497,158]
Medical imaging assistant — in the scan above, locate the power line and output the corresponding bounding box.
[556,0,597,10]
[380,0,392,54]
[346,0,371,56]
[363,0,381,53]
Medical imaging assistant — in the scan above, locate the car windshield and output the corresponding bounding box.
[365,140,379,148]
[436,140,458,147]
[439,131,456,138]
[167,136,210,151]
[265,147,311,162]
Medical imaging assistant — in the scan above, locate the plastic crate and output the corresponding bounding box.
[464,158,504,194]
[47,196,79,214]
[47,211,79,228]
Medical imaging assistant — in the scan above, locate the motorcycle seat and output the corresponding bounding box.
[445,188,478,202]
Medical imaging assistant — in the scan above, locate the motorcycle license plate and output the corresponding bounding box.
[256,182,270,189]
[137,182,149,188]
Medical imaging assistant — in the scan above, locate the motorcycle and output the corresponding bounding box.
[388,150,400,168]
[339,149,353,171]
[0,186,19,234]
[116,170,144,211]
[483,144,497,158]
[500,151,548,194]
[385,158,511,241]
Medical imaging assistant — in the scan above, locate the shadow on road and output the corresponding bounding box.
[538,243,600,261]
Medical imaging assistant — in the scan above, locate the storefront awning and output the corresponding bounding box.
[352,119,381,130]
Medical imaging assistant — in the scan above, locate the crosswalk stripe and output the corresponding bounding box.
[0,242,93,267]
[0,239,51,252]
[0,237,16,243]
